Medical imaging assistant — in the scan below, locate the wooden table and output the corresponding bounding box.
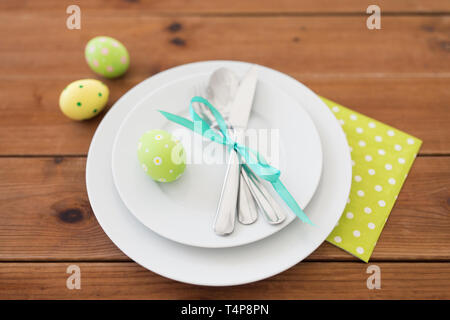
[0,0,449,299]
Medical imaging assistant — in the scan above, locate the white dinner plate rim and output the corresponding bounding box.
[86,60,352,286]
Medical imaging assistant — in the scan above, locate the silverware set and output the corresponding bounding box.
[193,66,286,235]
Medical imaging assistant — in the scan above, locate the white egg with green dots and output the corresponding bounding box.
[137,129,186,182]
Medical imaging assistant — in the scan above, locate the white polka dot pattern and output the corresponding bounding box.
[321,97,422,262]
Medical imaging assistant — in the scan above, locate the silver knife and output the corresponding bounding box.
[213,65,258,235]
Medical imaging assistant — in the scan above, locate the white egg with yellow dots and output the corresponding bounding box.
[59,79,109,120]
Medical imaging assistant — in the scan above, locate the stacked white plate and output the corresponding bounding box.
[86,61,352,286]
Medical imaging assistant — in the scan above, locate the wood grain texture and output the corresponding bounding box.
[0,77,448,155]
[0,16,449,79]
[0,262,448,299]
[0,157,126,261]
[0,157,448,261]
[0,0,449,299]
[1,0,449,14]
[0,14,448,155]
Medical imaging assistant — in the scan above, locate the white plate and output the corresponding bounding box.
[86,61,352,286]
[112,69,323,248]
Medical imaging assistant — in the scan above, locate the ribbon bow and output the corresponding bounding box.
[159,96,313,225]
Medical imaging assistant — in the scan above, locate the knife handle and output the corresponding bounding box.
[213,145,240,235]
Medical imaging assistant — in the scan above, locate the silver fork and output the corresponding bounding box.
[193,85,286,225]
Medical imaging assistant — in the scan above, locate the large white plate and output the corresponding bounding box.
[86,61,352,286]
[112,69,323,248]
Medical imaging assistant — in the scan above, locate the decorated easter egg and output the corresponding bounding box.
[59,79,109,120]
[85,36,130,78]
[137,129,186,182]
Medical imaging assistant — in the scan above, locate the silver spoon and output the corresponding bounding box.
[194,68,286,227]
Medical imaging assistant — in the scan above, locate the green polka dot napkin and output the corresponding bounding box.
[320,97,422,262]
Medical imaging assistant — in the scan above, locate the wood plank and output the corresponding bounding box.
[0,157,448,261]
[0,157,126,261]
[0,77,447,155]
[0,262,448,299]
[1,0,449,14]
[0,16,449,79]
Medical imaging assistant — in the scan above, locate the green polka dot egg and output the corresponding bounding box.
[85,36,129,78]
[137,130,186,183]
[59,79,109,120]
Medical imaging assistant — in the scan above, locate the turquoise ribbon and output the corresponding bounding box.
[159,96,313,225]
